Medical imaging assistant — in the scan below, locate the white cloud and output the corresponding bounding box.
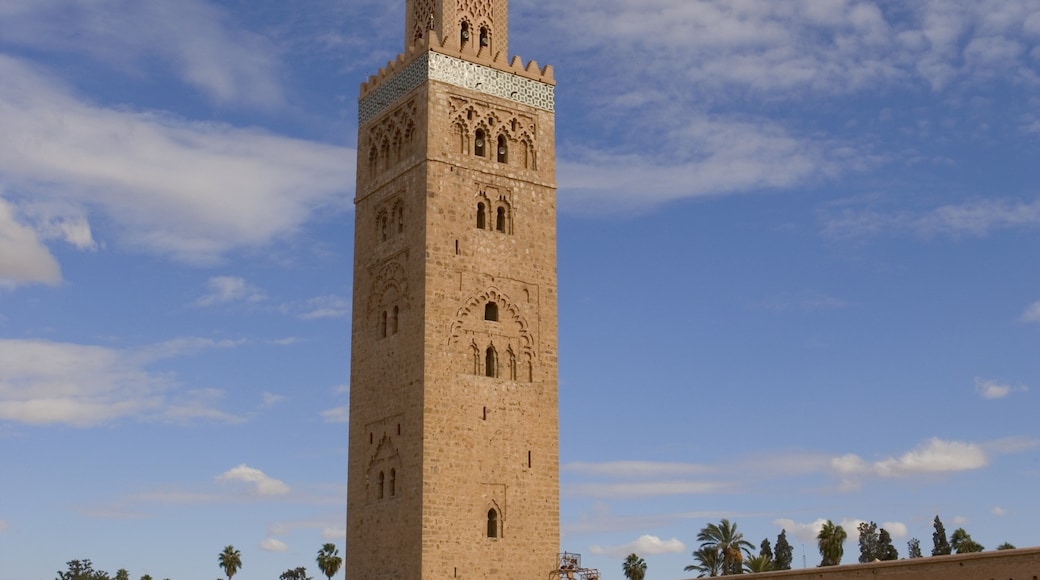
[195,276,266,307]
[559,115,837,212]
[0,55,353,266]
[299,295,350,320]
[992,506,1008,516]
[563,481,727,499]
[259,538,289,553]
[975,378,1029,399]
[0,338,242,426]
[216,465,290,496]
[1022,301,1040,322]
[261,392,286,408]
[831,438,988,480]
[321,406,350,424]
[322,527,347,541]
[821,198,1040,239]
[773,518,831,544]
[589,535,686,558]
[0,195,62,287]
[882,522,908,539]
[19,200,98,251]
[0,0,284,107]
[564,461,715,478]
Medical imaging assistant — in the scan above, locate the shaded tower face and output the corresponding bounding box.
[347,0,558,579]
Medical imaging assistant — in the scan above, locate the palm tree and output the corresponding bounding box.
[218,545,242,580]
[697,519,754,575]
[743,554,774,574]
[316,543,343,580]
[622,553,647,580]
[685,546,723,577]
[817,520,847,567]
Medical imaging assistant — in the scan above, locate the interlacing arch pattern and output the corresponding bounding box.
[475,190,512,234]
[411,0,435,43]
[366,100,419,179]
[449,287,534,381]
[369,260,408,339]
[449,97,537,170]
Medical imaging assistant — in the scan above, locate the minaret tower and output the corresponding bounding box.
[347,0,559,578]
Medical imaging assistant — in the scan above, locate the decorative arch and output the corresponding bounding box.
[448,287,533,351]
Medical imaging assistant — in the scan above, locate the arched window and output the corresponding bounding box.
[485,346,497,378]
[497,135,508,163]
[380,214,388,242]
[484,302,499,321]
[396,205,404,233]
[378,471,385,499]
[380,311,388,338]
[479,27,490,48]
[389,469,396,497]
[474,129,486,157]
[476,203,486,229]
[392,305,399,334]
[460,22,470,48]
[487,508,499,538]
[496,207,506,233]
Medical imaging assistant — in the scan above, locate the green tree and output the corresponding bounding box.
[140,576,152,580]
[697,518,754,575]
[773,530,793,571]
[877,528,899,561]
[857,521,880,563]
[743,554,773,574]
[758,538,773,563]
[280,567,312,580]
[114,570,130,580]
[950,528,984,553]
[907,538,922,559]
[997,542,1016,550]
[931,516,951,556]
[57,559,110,580]
[622,553,647,580]
[316,543,343,580]
[218,545,242,580]
[817,520,847,567]
[685,547,722,578]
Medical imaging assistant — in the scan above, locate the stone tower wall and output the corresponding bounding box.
[349,0,558,577]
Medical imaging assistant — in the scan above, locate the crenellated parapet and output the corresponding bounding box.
[359,31,554,125]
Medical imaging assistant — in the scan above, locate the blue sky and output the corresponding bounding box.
[1,0,1038,578]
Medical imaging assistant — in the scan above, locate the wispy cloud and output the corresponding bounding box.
[821,198,1040,239]
[589,535,687,558]
[195,276,266,307]
[259,538,289,552]
[216,464,290,496]
[0,337,244,426]
[0,55,353,267]
[0,195,62,287]
[1022,301,1040,323]
[0,0,285,107]
[564,481,729,499]
[321,406,350,424]
[975,378,1029,400]
[298,295,350,320]
[564,461,715,478]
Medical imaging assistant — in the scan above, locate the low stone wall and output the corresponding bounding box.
[698,547,1040,580]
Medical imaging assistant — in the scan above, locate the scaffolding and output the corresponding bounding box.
[550,552,600,580]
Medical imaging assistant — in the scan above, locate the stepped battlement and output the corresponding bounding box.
[359,31,554,102]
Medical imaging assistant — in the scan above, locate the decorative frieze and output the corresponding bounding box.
[359,52,554,125]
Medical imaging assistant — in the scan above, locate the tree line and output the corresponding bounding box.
[55,543,343,580]
[620,515,1020,579]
